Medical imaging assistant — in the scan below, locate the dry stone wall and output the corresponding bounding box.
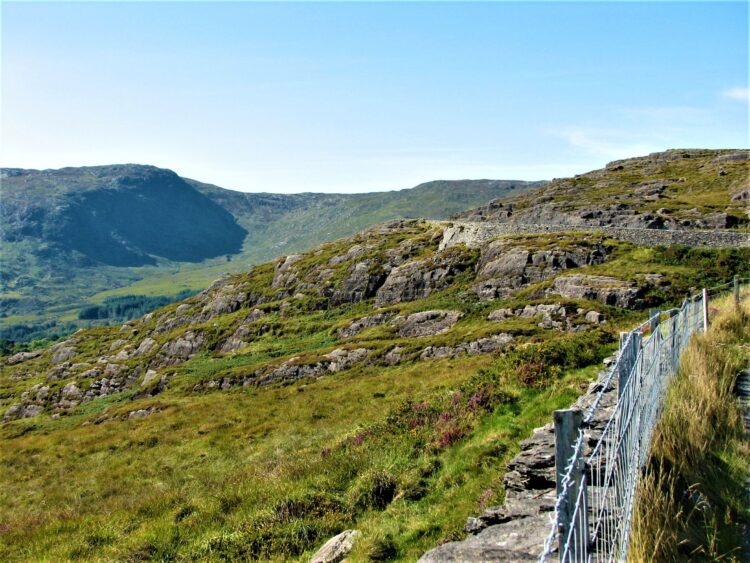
[438,221,750,250]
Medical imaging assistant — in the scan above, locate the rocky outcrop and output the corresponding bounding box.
[488,303,605,331]
[324,348,369,372]
[152,331,205,367]
[548,275,642,309]
[337,312,394,339]
[330,260,387,305]
[392,310,463,338]
[310,529,361,563]
[375,247,474,307]
[4,350,43,365]
[473,240,607,300]
[420,333,514,360]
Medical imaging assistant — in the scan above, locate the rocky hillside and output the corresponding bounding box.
[0,165,539,343]
[2,206,748,559]
[457,149,749,229]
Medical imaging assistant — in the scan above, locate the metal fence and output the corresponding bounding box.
[540,275,749,562]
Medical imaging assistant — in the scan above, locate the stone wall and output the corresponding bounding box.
[420,366,618,561]
[437,221,750,250]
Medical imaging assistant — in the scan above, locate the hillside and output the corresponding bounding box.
[0,166,539,345]
[1,151,749,560]
[457,149,749,228]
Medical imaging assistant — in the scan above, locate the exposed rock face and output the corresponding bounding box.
[5,350,43,365]
[272,254,304,290]
[324,348,369,372]
[153,331,205,367]
[548,275,642,309]
[3,403,44,421]
[474,241,607,300]
[337,312,394,339]
[420,333,514,360]
[375,247,474,307]
[330,260,387,305]
[51,346,77,364]
[310,529,361,563]
[392,311,463,338]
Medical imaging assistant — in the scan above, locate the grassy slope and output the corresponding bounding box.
[630,291,750,561]
[2,220,749,560]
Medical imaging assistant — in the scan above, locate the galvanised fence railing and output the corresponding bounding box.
[540,276,749,562]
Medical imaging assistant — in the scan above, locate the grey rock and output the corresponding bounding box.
[338,312,393,339]
[61,382,83,401]
[585,310,605,324]
[310,529,361,563]
[3,403,44,421]
[548,274,642,309]
[331,260,387,305]
[375,248,473,307]
[5,350,43,365]
[394,310,463,338]
[51,346,77,364]
[134,337,158,357]
[488,308,514,321]
[154,331,205,367]
[324,348,369,372]
[141,369,160,387]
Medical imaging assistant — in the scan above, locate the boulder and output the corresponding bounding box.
[393,310,463,338]
[51,346,77,364]
[310,529,361,563]
[548,275,642,309]
[3,403,44,421]
[5,350,43,365]
[331,260,387,305]
[337,312,393,339]
[375,247,473,307]
[474,242,607,300]
[324,348,369,372]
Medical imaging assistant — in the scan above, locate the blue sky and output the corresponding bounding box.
[2,1,748,193]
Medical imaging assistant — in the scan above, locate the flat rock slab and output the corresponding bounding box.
[419,513,552,562]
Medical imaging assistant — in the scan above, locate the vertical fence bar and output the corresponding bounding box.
[735,275,740,310]
[554,408,585,561]
[702,288,709,331]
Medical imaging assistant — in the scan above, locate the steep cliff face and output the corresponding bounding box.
[456,149,750,229]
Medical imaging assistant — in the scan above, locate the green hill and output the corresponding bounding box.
[0,165,540,345]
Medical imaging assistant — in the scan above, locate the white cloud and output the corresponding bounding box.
[549,127,661,161]
[722,87,750,102]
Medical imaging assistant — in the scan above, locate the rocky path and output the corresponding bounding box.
[419,365,618,562]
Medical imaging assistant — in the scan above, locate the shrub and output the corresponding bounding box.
[347,469,398,511]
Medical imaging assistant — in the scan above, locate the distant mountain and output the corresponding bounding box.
[0,165,541,341]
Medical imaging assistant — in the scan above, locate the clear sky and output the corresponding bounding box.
[1,1,748,193]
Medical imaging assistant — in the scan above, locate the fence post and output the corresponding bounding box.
[735,275,740,309]
[554,408,586,561]
[648,309,659,334]
[619,332,641,394]
[702,288,709,331]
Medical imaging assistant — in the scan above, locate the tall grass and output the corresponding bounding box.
[630,293,750,561]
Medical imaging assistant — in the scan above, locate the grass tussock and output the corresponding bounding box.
[630,293,750,562]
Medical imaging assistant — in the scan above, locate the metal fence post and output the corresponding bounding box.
[554,408,586,561]
[702,288,709,331]
[735,275,740,310]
